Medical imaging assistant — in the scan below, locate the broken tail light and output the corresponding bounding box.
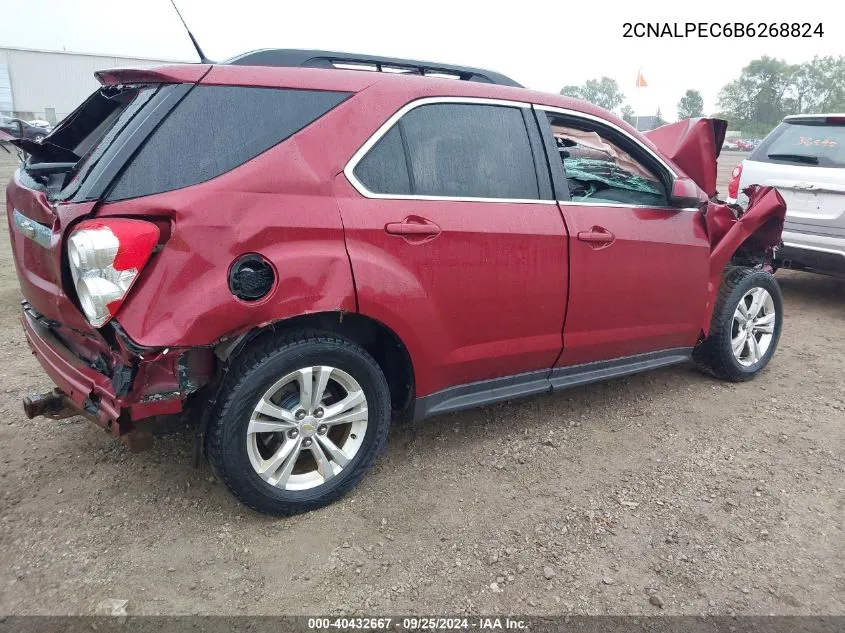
[727,163,743,200]
[67,219,159,327]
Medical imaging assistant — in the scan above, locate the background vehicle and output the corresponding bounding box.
[729,114,845,278]
[7,51,786,515]
[0,117,50,142]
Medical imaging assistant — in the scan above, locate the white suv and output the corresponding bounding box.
[729,114,845,279]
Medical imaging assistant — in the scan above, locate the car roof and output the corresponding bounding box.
[199,63,638,135]
[224,48,524,88]
[783,113,845,121]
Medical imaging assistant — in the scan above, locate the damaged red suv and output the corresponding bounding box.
[6,50,786,515]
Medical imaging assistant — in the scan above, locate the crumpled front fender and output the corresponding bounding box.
[701,185,786,332]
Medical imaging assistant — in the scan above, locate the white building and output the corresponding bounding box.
[0,46,186,123]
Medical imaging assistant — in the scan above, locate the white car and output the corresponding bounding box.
[729,114,845,279]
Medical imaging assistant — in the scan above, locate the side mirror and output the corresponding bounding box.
[669,177,706,208]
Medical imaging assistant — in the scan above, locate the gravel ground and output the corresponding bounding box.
[0,148,843,616]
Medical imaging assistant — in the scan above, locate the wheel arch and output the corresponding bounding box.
[702,186,786,333]
[216,311,416,417]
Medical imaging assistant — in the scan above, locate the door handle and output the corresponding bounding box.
[385,216,442,239]
[577,226,615,247]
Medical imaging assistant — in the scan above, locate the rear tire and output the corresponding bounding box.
[693,267,783,382]
[207,331,391,516]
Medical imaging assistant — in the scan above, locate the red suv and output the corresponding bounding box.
[6,50,786,515]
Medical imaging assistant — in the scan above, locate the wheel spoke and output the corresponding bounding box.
[296,368,314,412]
[259,438,302,486]
[747,288,767,320]
[735,301,749,324]
[248,418,295,434]
[754,312,775,334]
[311,366,333,410]
[322,389,368,426]
[748,335,761,363]
[317,435,350,468]
[254,397,297,423]
[310,441,335,482]
[732,333,746,356]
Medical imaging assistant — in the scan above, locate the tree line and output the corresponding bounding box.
[559,55,845,135]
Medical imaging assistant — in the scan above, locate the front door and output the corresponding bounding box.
[538,108,711,366]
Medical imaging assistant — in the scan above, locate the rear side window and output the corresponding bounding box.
[354,126,411,195]
[108,86,350,200]
[353,103,542,200]
[752,120,845,168]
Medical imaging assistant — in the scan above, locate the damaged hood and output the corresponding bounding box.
[644,118,727,198]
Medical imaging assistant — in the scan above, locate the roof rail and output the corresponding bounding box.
[224,49,523,88]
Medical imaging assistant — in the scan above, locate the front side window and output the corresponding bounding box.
[353,102,541,200]
[546,113,669,207]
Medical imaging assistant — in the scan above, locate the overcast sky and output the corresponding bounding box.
[0,0,840,119]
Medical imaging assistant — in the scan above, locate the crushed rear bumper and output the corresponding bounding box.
[22,308,122,432]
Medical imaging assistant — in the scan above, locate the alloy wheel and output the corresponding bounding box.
[246,366,368,490]
[731,287,776,367]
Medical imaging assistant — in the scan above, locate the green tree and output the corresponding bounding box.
[677,89,704,119]
[654,107,665,126]
[717,56,795,129]
[789,56,845,113]
[560,77,625,111]
[621,104,635,125]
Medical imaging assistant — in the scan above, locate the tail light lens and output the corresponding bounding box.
[727,163,743,199]
[67,219,159,327]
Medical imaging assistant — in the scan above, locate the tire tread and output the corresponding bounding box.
[206,329,390,516]
[693,267,782,382]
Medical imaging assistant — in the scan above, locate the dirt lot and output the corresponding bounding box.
[0,148,843,616]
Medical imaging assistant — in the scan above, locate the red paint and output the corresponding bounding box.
[556,205,710,365]
[645,118,727,197]
[333,177,569,396]
[94,65,212,86]
[7,64,786,425]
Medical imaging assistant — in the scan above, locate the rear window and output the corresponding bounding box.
[108,86,351,201]
[752,120,845,168]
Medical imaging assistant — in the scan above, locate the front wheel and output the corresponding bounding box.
[694,267,783,382]
[207,331,391,515]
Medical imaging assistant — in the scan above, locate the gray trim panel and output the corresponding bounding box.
[413,348,693,420]
[549,348,692,390]
[783,220,845,239]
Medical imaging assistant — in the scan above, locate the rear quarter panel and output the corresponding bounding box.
[104,99,362,348]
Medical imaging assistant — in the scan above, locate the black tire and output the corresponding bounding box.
[207,330,391,516]
[693,267,783,382]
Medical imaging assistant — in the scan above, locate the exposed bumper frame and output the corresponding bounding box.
[22,309,122,433]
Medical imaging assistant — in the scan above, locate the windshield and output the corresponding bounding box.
[752,120,845,168]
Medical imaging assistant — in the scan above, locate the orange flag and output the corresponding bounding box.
[636,70,648,88]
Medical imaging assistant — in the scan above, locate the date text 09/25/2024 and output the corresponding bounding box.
[307,617,528,630]
[623,22,824,38]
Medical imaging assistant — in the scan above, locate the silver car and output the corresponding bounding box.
[730,114,845,279]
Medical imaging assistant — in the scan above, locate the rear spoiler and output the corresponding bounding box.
[95,64,212,86]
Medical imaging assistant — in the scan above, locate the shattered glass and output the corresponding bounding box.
[563,157,664,196]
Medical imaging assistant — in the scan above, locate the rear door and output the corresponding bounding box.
[537,107,711,366]
[334,98,569,397]
[741,117,845,236]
